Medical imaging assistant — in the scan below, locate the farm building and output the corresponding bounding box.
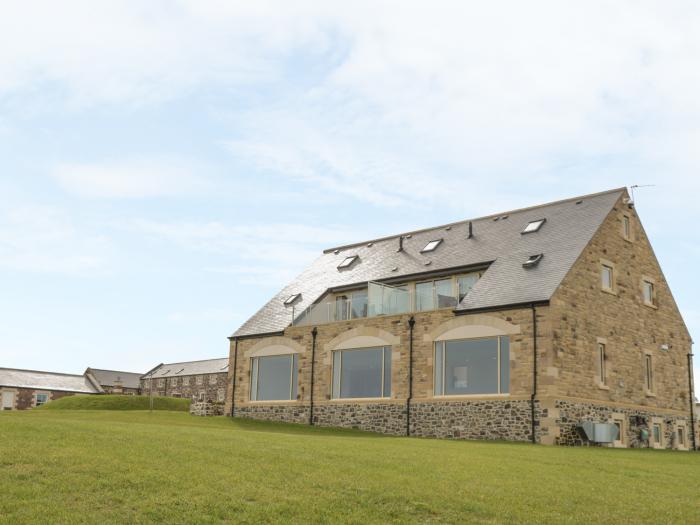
[226,188,697,449]
[85,367,143,395]
[0,368,103,410]
[141,358,229,403]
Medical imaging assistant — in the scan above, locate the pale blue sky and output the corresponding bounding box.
[1,2,699,393]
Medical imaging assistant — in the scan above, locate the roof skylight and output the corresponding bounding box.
[337,255,358,270]
[421,239,443,253]
[283,293,301,306]
[522,219,546,234]
[523,254,544,268]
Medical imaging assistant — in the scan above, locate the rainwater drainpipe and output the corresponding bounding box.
[688,351,696,451]
[310,327,318,426]
[406,316,416,436]
[230,337,239,417]
[530,304,538,445]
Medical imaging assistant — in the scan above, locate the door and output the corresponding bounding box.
[2,391,15,410]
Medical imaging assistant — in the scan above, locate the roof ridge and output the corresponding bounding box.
[88,368,143,375]
[158,357,228,366]
[0,367,86,378]
[323,187,627,253]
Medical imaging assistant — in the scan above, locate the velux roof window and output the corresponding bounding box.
[337,255,358,270]
[421,239,443,253]
[523,254,543,269]
[283,293,301,306]
[521,219,546,234]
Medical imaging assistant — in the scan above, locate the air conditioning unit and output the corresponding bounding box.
[579,422,620,443]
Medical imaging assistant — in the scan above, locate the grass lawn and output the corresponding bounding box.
[1,410,698,524]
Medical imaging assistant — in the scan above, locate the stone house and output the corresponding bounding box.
[0,368,103,410]
[141,358,229,403]
[85,368,143,395]
[226,188,697,449]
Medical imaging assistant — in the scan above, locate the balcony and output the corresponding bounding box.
[292,280,463,327]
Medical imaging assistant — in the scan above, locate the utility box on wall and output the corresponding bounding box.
[579,422,620,443]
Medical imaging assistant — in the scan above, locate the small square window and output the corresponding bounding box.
[337,255,358,269]
[284,293,301,306]
[521,219,546,234]
[35,393,49,406]
[421,239,443,253]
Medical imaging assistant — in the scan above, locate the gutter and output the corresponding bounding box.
[454,300,549,316]
[309,327,318,425]
[688,351,697,451]
[530,303,539,444]
[406,316,416,436]
[230,337,239,418]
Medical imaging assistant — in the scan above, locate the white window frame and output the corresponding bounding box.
[209,374,217,385]
[35,393,50,406]
[331,346,391,400]
[217,388,225,402]
[521,219,546,234]
[182,376,190,386]
[196,375,203,385]
[433,336,509,397]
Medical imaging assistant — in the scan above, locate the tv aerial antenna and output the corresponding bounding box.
[630,184,655,205]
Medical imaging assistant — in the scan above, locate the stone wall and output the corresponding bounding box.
[410,399,537,441]
[190,401,225,416]
[140,372,228,403]
[0,387,78,410]
[550,192,693,412]
[235,403,311,424]
[554,399,691,449]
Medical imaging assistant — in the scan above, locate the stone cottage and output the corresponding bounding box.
[85,367,143,395]
[141,358,229,403]
[0,368,103,410]
[226,188,697,449]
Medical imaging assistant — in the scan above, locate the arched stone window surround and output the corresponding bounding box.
[424,314,520,343]
[324,327,400,352]
[244,336,305,359]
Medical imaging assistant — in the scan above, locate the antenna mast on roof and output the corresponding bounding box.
[629,184,655,205]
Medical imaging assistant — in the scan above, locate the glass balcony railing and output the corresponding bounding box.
[292,280,462,327]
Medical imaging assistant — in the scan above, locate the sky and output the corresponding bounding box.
[1,1,699,393]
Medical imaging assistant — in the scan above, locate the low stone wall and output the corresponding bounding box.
[554,399,689,448]
[312,402,407,435]
[190,401,225,416]
[235,404,311,424]
[410,399,537,442]
[234,399,539,441]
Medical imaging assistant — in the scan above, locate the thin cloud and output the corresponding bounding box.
[50,159,207,199]
[0,205,110,274]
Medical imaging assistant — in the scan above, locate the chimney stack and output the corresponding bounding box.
[467,221,473,239]
[397,236,404,252]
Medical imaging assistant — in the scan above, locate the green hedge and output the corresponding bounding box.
[41,394,191,411]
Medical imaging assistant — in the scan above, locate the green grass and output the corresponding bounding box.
[1,410,698,524]
[39,394,191,411]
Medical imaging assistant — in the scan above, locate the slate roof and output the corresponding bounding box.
[233,188,626,337]
[0,368,103,394]
[142,358,229,379]
[86,368,143,390]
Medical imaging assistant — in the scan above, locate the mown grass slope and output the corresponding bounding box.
[1,410,698,524]
[40,394,191,411]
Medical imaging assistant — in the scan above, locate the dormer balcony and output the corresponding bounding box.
[292,272,480,327]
